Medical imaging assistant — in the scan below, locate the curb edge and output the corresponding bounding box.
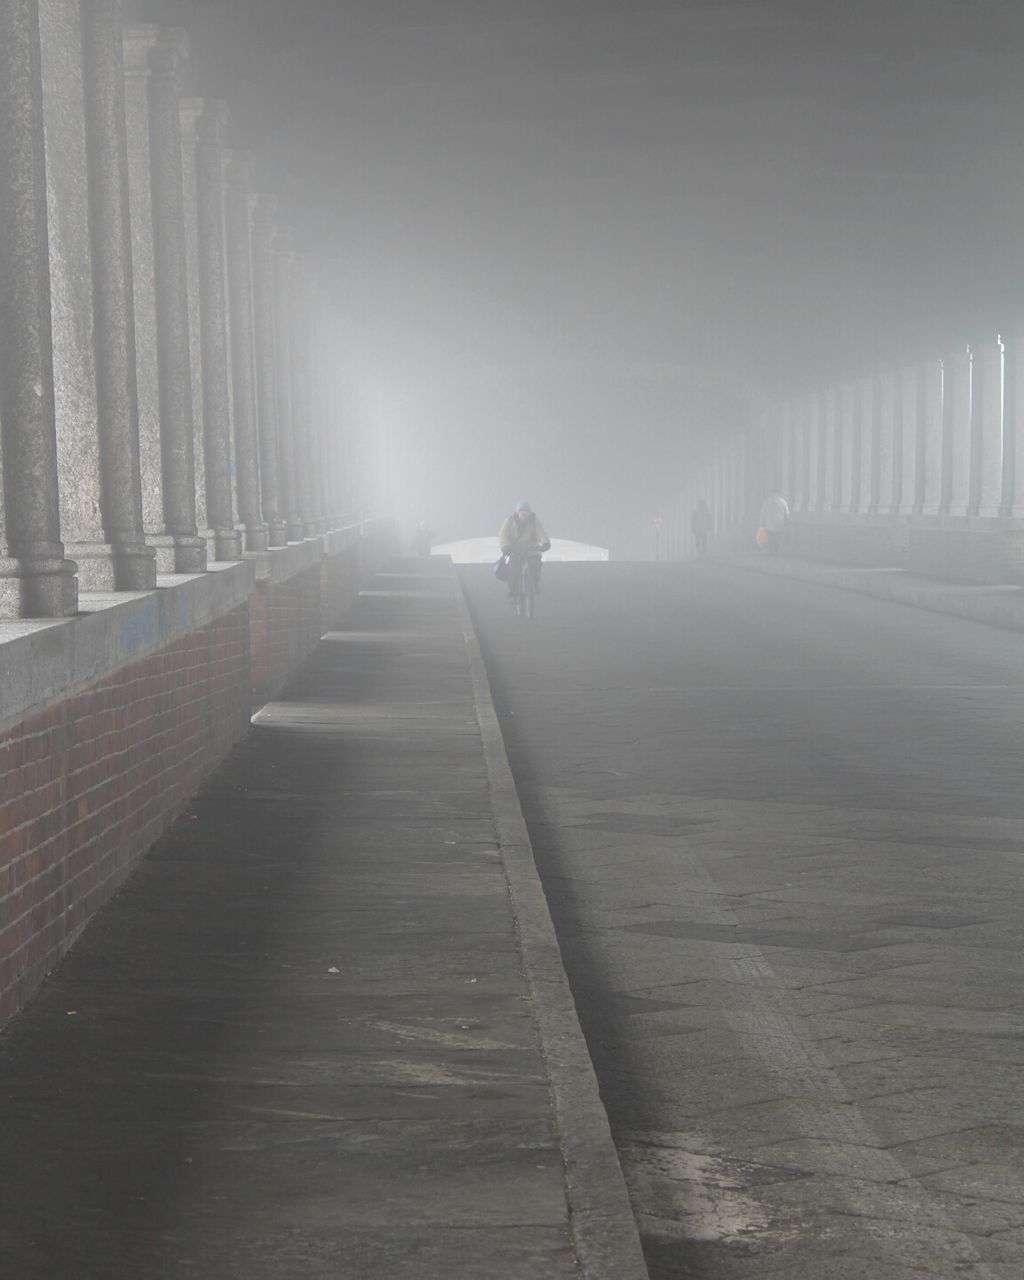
[448,560,649,1280]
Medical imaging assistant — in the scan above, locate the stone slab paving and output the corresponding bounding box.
[0,558,644,1280]
[463,560,1024,1280]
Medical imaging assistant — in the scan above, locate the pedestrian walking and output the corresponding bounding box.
[411,522,434,557]
[690,500,713,556]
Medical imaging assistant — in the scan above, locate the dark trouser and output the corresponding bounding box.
[694,532,708,556]
[767,530,783,557]
[509,552,541,596]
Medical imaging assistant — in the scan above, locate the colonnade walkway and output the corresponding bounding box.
[0,558,643,1280]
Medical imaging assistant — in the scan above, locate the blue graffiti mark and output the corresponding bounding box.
[119,609,162,652]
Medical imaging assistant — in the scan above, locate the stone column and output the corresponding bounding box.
[792,396,808,514]
[877,371,897,515]
[307,286,332,530]
[325,328,345,529]
[325,362,347,526]
[1007,337,1024,518]
[78,0,154,589]
[897,366,920,516]
[806,392,821,513]
[857,375,879,514]
[822,388,841,512]
[289,254,319,537]
[921,360,943,516]
[41,0,152,592]
[192,100,240,560]
[272,232,301,540]
[839,382,860,514]
[974,338,1004,518]
[123,26,205,573]
[251,194,287,546]
[306,275,327,533]
[943,349,971,517]
[178,96,210,550]
[778,400,794,504]
[0,0,78,616]
[224,152,268,552]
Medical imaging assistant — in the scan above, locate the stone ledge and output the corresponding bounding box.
[322,523,363,556]
[244,537,324,585]
[0,559,253,733]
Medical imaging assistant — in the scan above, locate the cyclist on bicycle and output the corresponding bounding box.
[499,501,551,600]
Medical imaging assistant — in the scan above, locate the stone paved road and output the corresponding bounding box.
[463,560,1024,1280]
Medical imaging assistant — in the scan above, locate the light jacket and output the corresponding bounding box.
[500,511,549,555]
[759,495,790,532]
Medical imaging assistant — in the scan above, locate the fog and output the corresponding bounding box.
[133,0,1024,555]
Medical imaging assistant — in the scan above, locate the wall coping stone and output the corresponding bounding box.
[323,525,362,555]
[793,512,1024,533]
[0,560,253,734]
[244,536,323,585]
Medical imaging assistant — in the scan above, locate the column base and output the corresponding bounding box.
[0,554,79,618]
[286,518,305,542]
[147,534,207,574]
[65,540,158,592]
[242,522,269,553]
[267,518,288,548]
[207,526,243,562]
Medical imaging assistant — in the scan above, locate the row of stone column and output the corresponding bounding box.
[0,0,356,619]
[759,337,1024,522]
[683,336,1024,549]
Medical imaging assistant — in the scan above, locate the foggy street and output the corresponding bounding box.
[7,2,1024,1277]
[464,561,1024,1279]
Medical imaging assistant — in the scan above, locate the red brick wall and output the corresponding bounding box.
[249,562,325,707]
[0,604,250,1026]
[321,546,359,631]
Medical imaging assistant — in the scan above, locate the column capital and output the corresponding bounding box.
[274,224,295,259]
[253,191,278,227]
[197,98,229,142]
[179,94,204,138]
[149,27,189,78]
[225,148,255,191]
[121,23,161,75]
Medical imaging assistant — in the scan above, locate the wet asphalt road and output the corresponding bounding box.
[463,560,1024,1280]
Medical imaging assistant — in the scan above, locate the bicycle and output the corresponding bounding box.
[508,552,540,619]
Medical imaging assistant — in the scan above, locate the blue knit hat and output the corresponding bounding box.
[515,500,531,512]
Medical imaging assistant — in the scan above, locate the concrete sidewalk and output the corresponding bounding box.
[719,551,1024,633]
[0,557,645,1280]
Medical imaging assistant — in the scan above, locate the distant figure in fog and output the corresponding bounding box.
[411,522,434,557]
[690,500,713,556]
[759,491,790,557]
[499,500,550,599]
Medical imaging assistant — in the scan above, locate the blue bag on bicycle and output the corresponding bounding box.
[493,554,511,581]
